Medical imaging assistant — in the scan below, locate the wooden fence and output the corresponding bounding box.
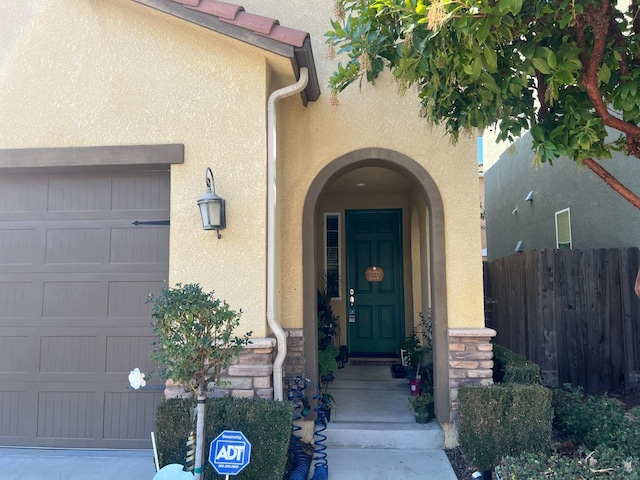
[484,248,640,392]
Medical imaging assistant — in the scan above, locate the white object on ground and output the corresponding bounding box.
[152,464,195,480]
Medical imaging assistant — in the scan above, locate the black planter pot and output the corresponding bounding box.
[391,364,407,378]
[473,470,493,480]
[318,406,331,422]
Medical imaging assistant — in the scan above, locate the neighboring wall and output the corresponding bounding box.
[485,133,640,260]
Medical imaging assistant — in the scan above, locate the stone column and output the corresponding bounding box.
[283,328,305,379]
[448,327,497,419]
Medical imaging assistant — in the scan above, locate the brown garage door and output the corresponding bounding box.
[0,169,169,448]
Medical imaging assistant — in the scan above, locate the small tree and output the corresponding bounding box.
[148,283,251,480]
[327,0,640,208]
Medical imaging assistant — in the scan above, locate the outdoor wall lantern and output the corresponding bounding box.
[197,167,226,239]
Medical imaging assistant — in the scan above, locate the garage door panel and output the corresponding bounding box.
[0,282,32,317]
[37,391,97,440]
[107,280,165,318]
[103,391,162,441]
[111,171,170,211]
[43,281,105,318]
[105,335,157,374]
[110,227,169,264]
[45,228,103,264]
[47,175,110,212]
[0,390,29,438]
[0,169,169,448]
[0,175,45,212]
[39,336,99,373]
[0,336,31,373]
[0,229,36,265]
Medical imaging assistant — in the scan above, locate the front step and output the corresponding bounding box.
[324,420,445,450]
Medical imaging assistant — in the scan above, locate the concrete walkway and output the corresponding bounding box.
[0,364,458,480]
[0,448,156,480]
[320,363,458,480]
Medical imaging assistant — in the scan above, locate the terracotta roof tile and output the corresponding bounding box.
[220,12,278,36]
[170,0,201,6]
[171,0,309,47]
[267,24,309,49]
[182,0,243,21]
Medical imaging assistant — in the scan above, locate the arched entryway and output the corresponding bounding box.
[302,148,451,422]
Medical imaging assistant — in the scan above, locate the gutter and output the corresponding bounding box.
[267,67,309,401]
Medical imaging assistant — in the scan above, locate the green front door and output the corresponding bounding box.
[346,209,404,356]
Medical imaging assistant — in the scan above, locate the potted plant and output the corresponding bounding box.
[417,310,434,385]
[408,391,434,423]
[318,390,335,422]
[316,274,341,420]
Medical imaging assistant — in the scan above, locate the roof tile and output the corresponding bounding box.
[184,0,243,21]
[171,0,201,6]
[268,25,309,48]
[170,0,309,47]
[221,12,278,36]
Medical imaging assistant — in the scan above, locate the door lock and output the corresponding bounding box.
[349,288,356,323]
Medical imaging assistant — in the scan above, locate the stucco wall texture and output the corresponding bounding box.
[0,0,485,336]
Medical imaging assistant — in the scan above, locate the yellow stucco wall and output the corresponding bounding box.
[0,0,299,337]
[0,0,485,337]
[258,0,485,330]
[277,95,484,330]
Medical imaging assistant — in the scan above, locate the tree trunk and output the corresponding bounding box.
[194,394,206,480]
[583,158,640,209]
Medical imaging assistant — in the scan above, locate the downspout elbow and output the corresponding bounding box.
[267,67,309,401]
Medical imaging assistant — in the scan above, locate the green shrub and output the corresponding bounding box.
[458,383,553,471]
[155,396,293,480]
[553,385,640,455]
[553,384,627,451]
[497,448,640,479]
[493,344,542,385]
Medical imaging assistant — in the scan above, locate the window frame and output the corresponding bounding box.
[324,212,341,300]
[555,208,572,250]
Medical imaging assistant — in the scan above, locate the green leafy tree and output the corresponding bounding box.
[327,0,640,207]
[148,283,251,480]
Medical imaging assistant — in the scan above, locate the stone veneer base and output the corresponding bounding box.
[448,327,497,422]
[164,337,277,400]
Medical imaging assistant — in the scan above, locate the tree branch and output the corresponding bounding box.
[583,158,640,209]
[579,1,640,155]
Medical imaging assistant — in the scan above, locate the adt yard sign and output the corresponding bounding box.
[209,430,252,476]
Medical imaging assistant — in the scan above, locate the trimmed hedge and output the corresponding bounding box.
[458,383,553,471]
[493,343,542,385]
[155,397,293,480]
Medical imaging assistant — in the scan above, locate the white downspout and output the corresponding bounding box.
[267,67,309,401]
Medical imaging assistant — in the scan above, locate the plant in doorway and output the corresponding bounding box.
[400,310,434,388]
[408,391,434,423]
[317,275,341,421]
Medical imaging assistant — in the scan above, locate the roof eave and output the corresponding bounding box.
[132,0,321,105]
